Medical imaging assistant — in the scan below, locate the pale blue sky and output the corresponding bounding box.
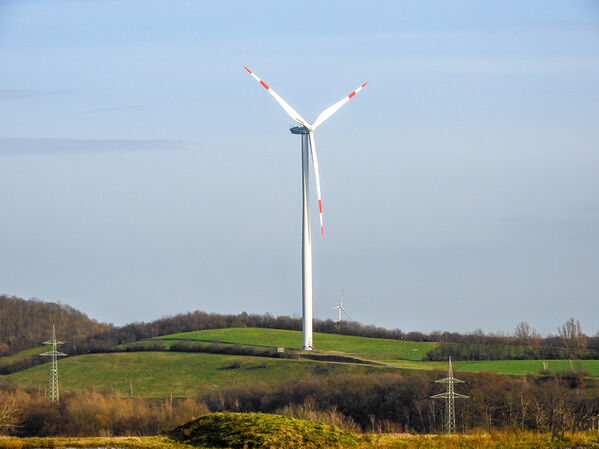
[1,1,598,335]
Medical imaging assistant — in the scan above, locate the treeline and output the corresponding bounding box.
[425,343,599,362]
[0,295,112,356]
[2,295,598,361]
[0,387,208,436]
[205,370,599,435]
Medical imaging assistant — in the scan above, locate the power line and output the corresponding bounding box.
[39,324,68,402]
[430,356,469,433]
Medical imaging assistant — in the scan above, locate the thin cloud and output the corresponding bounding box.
[0,137,196,155]
[0,89,74,101]
[77,105,143,114]
[0,89,43,101]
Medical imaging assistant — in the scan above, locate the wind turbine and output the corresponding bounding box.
[333,287,351,322]
[243,66,367,350]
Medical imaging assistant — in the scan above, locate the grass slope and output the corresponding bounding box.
[6,329,598,399]
[0,345,49,368]
[147,328,436,361]
[382,359,599,376]
[168,412,365,449]
[139,328,599,376]
[6,351,386,398]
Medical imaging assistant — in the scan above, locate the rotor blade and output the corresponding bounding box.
[342,309,353,321]
[312,82,368,129]
[243,66,311,128]
[308,131,323,239]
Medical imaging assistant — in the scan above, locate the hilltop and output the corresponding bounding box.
[0,295,111,356]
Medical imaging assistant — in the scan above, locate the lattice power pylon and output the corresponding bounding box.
[39,324,68,402]
[430,356,469,433]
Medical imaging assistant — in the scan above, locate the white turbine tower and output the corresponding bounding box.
[333,287,351,322]
[243,66,367,350]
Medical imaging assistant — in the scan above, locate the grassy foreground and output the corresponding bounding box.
[1,431,598,449]
[0,436,192,449]
[371,431,599,448]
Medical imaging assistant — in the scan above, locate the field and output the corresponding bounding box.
[143,327,437,361]
[6,351,388,398]
[5,328,599,398]
[138,327,599,376]
[1,431,598,449]
[385,359,599,376]
[0,345,49,368]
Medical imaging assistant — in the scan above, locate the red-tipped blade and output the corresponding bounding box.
[242,66,310,128]
[312,81,368,129]
[309,132,324,240]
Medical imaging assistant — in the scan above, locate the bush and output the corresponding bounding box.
[275,399,361,433]
[168,412,366,449]
[0,389,209,437]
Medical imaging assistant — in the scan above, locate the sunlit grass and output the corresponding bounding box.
[0,345,49,368]
[148,327,437,361]
[379,359,599,376]
[1,429,597,449]
[6,351,388,398]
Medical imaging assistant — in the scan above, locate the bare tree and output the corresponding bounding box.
[0,392,20,435]
[515,321,542,346]
[515,322,532,345]
[557,318,587,354]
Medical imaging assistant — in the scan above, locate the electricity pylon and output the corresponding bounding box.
[430,356,469,433]
[39,324,67,402]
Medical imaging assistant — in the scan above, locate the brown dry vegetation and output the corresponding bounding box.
[2,369,599,438]
[0,389,208,437]
[206,370,599,435]
[0,431,598,449]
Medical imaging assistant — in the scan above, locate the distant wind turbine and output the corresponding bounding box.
[332,287,351,322]
[243,66,367,350]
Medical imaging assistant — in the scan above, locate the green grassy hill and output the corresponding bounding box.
[141,327,436,361]
[5,328,599,398]
[6,351,387,398]
[0,345,49,369]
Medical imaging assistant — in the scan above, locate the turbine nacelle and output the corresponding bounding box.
[290,125,310,135]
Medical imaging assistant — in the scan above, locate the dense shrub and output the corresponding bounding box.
[204,371,599,434]
[0,389,209,437]
[425,343,599,361]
